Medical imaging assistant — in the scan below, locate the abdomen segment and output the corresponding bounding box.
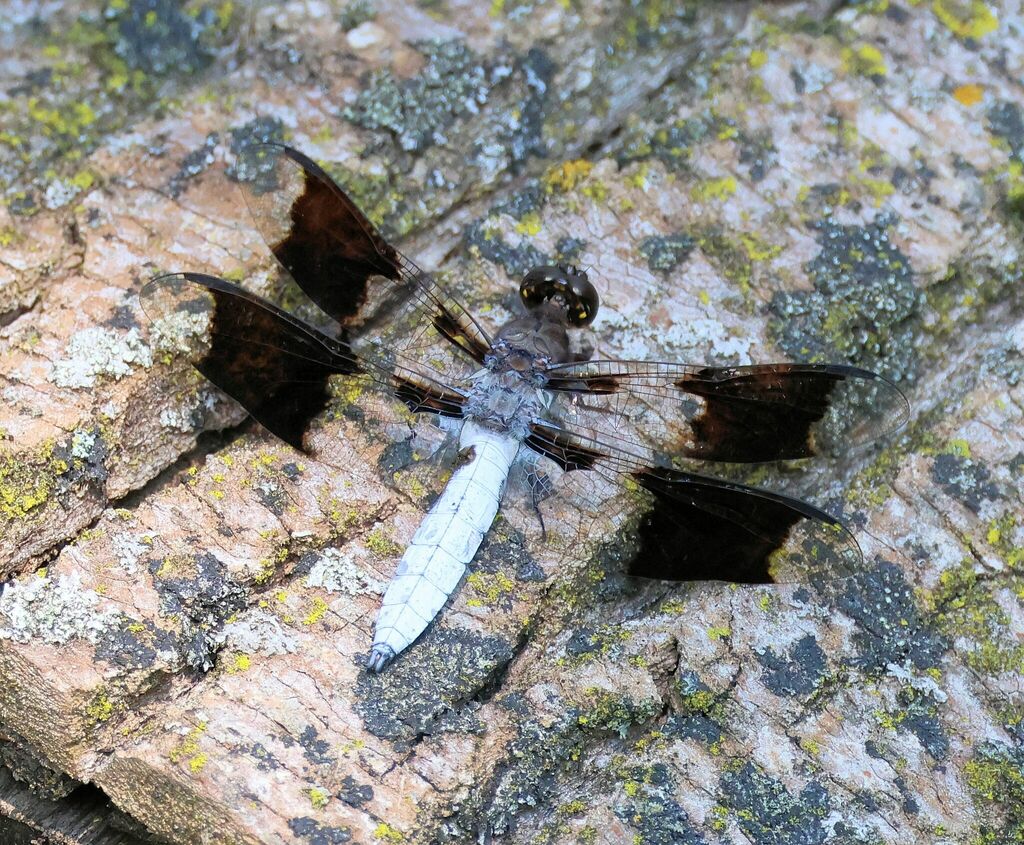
[367,421,520,671]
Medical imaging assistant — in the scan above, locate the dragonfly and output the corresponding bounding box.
[141,144,909,672]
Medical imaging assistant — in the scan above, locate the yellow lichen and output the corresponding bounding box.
[946,438,972,458]
[748,49,768,69]
[374,823,404,842]
[842,44,887,77]
[953,83,984,105]
[365,529,403,558]
[86,688,115,723]
[514,211,542,236]
[306,787,330,809]
[0,454,52,521]
[465,571,515,607]
[691,176,737,202]
[544,160,594,193]
[228,653,251,673]
[933,0,998,38]
[303,596,329,626]
[169,721,207,772]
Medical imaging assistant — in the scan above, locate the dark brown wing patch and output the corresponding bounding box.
[241,144,492,368]
[542,360,908,464]
[391,374,466,418]
[257,146,402,324]
[628,467,857,583]
[676,364,849,462]
[141,273,359,452]
[525,423,604,471]
[431,303,491,364]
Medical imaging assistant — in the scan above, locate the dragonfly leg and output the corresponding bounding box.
[525,463,554,541]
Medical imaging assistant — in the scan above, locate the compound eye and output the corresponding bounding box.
[567,274,599,327]
[519,265,600,327]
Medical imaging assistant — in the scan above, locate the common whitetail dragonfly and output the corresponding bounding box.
[141,144,908,672]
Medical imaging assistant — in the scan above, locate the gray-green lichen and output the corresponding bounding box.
[718,762,831,845]
[0,0,239,206]
[0,573,118,645]
[639,233,695,274]
[303,547,385,596]
[343,40,491,155]
[769,216,920,381]
[354,627,517,744]
[49,327,153,389]
[214,609,297,657]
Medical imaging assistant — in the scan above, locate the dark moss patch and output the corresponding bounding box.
[168,131,219,197]
[353,627,516,743]
[474,527,542,583]
[988,101,1024,163]
[738,130,777,182]
[287,817,351,845]
[493,185,545,220]
[616,114,711,172]
[464,221,550,278]
[481,712,588,838]
[930,453,1001,514]
[337,775,373,807]
[719,763,830,845]
[95,617,176,670]
[109,0,213,76]
[663,712,722,745]
[377,438,417,477]
[225,117,286,193]
[243,742,281,771]
[769,216,921,381]
[554,236,587,264]
[893,775,919,814]
[639,233,695,274]
[51,428,110,490]
[828,559,945,673]
[504,47,555,168]
[254,478,287,516]
[896,685,949,760]
[615,763,706,845]
[148,551,246,670]
[298,726,335,766]
[338,0,375,31]
[757,634,827,697]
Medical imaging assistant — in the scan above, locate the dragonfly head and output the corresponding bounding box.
[520,264,599,327]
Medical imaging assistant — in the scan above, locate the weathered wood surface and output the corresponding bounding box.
[1,0,1023,843]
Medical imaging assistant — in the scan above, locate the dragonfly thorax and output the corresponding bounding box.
[464,366,545,440]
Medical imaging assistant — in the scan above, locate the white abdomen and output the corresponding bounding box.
[367,420,520,671]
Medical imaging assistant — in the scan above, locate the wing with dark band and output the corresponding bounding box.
[141,273,467,452]
[524,420,861,584]
[627,467,856,583]
[544,360,909,463]
[238,144,492,368]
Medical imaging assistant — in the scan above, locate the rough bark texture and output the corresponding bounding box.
[1,1,1023,844]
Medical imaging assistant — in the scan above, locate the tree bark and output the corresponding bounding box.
[1,0,1022,843]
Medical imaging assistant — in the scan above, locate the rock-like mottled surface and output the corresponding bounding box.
[1,0,1023,843]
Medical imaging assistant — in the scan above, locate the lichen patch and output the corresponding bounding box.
[0,572,118,645]
[49,327,153,389]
